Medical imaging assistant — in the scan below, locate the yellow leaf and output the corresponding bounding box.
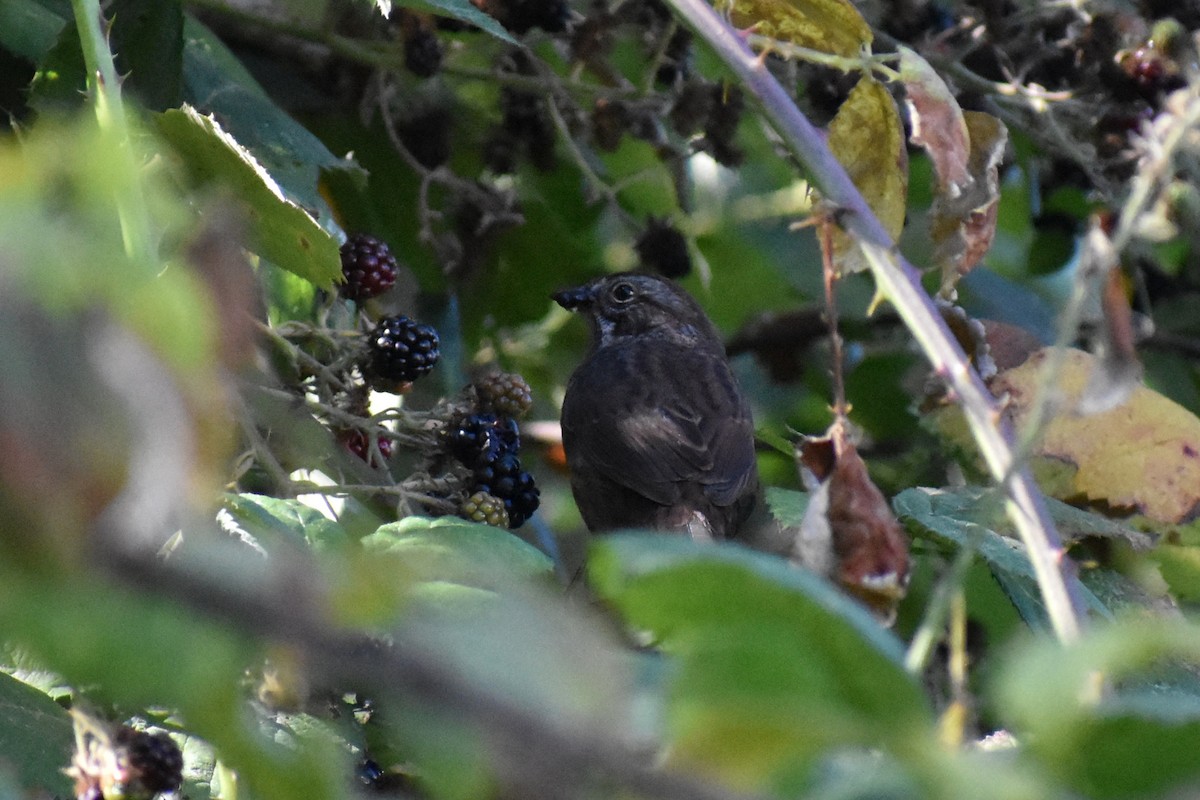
[728,0,872,57]
[827,76,907,273]
[997,348,1200,526]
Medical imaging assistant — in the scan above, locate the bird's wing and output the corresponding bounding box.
[562,344,757,508]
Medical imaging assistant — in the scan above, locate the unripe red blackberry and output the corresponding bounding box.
[339,429,394,466]
[635,217,691,278]
[474,372,534,418]
[461,491,510,527]
[114,727,184,796]
[367,315,440,385]
[339,234,398,302]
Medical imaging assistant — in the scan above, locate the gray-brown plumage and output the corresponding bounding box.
[553,273,759,540]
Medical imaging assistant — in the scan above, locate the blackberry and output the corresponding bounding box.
[445,413,519,462]
[339,429,394,466]
[635,217,691,278]
[461,491,510,527]
[367,315,440,386]
[114,727,183,796]
[505,472,540,528]
[339,234,398,302]
[474,371,534,418]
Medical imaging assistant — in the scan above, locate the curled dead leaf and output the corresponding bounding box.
[795,419,910,621]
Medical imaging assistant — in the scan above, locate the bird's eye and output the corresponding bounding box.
[610,282,636,303]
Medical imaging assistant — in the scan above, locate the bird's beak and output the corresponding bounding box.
[552,284,594,311]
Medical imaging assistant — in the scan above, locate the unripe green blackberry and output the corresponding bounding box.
[461,491,510,528]
[474,372,533,418]
[367,315,440,385]
[114,727,184,796]
[339,234,398,302]
[635,218,691,278]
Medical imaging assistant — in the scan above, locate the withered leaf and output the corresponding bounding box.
[796,420,910,621]
[996,347,1200,527]
[727,0,872,58]
[828,76,908,273]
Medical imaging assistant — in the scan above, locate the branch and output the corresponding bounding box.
[668,0,1086,642]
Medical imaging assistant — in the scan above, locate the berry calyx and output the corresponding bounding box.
[367,315,441,386]
[461,491,511,528]
[339,234,399,302]
[474,372,534,418]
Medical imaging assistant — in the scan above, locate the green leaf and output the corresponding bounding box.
[764,486,809,528]
[0,0,66,62]
[0,671,73,796]
[894,486,1119,629]
[362,516,554,591]
[588,534,928,791]
[157,105,341,287]
[180,17,361,239]
[108,0,184,111]
[995,617,1200,799]
[406,0,517,43]
[224,493,352,551]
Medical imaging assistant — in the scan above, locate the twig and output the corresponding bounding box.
[667,0,1086,642]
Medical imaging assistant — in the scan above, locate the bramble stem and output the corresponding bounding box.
[668,0,1086,643]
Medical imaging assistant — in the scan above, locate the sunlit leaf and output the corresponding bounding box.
[157,105,341,288]
[726,0,872,57]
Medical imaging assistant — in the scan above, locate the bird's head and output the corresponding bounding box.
[552,273,720,348]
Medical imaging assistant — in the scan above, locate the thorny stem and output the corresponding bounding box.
[668,0,1086,642]
[70,0,154,265]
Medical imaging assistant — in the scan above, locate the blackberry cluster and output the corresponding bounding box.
[367,315,440,386]
[480,0,569,34]
[635,217,691,278]
[339,234,398,302]
[445,413,540,527]
[114,727,184,796]
[655,28,693,86]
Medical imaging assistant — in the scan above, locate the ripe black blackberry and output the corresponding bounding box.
[367,315,440,386]
[445,413,520,463]
[339,234,398,302]
[635,217,691,278]
[444,412,537,527]
[474,372,534,418]
[114,727,184,796]
[461,490,510,527]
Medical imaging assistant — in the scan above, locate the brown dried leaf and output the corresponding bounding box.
[728,0,872,57]
[797,420,910,621]
[900,46,971,197]
[930,112,1008,290]
[828,76,908,273]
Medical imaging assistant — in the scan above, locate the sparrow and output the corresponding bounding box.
[553,273,759,540]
